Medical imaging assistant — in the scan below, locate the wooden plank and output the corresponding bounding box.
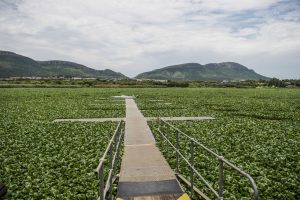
[118,193,190,200]
[124,99,155,145]
[126,194,181,200]
[146,117,215,121]
[117,99,185,199]
[52,118,123,122]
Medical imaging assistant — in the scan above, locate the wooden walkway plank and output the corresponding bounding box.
[117,99,187,200]
[53,116,214,123]
[124,99,156,146]
[52,118,123,122]
[146,116,215,121]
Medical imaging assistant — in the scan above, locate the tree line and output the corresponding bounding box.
[0,78,299,88]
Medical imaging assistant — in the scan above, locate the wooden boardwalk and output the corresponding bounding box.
[117,99,189,200]
[53,116,214,123]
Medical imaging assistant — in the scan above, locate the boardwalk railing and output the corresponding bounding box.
[95,120,124,200]
[157,118,258,200]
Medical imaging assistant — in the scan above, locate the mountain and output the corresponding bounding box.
[37,61,127,79]
[0,51,128,79]
[135,62,269,81]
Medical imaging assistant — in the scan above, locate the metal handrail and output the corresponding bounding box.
[157,129,219,198]
[157,118,259,200]
[95,120,124,200]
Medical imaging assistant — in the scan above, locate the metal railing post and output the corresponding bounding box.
[166,125,170,158]
[109,145,113,169]
[158,117,160,130]
[160,126,163,144]
[109,169,113,200]
[108,143,113,200]
[99,164,104,200]
[218,156,224,200]
[190,140,194,198]
[114,130,117,150]
[115,128,123,170]
[176,130,179,173]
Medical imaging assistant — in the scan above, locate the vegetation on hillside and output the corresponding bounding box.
[136,62,270,81]
[0,51,128,79]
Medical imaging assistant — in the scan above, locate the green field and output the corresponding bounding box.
[0,89,124,199]
[0,88,299,199]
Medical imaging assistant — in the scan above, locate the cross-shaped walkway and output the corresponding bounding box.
[53,96,215,199]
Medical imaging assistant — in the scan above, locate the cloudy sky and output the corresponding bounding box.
[0,0,299,78]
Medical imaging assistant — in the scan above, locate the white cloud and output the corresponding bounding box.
[194,0,280,12]
[0,0,299,78]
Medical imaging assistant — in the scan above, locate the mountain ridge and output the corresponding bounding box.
[0,50,128,79]
[135,62,269,81]
[0,50,270,81]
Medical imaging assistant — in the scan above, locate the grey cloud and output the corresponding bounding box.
[0,0,21,11]
[0,0,299,78]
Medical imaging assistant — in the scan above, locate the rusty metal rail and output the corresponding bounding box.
[157,118,258,200]
[95,120,125,200]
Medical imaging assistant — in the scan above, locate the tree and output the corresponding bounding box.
[268,78,286,87]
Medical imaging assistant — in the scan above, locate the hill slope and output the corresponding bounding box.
[136,62,269,81]
[0,51,128,79]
